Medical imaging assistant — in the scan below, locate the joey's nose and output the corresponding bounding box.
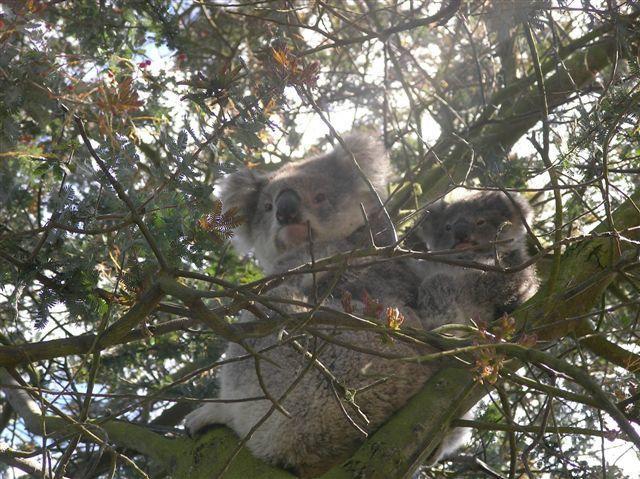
[276,189,302,225]
[453,219,471,242]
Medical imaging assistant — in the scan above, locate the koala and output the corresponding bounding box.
[215,133,395,275]
[410,191,539,329]
[185,133,467,476]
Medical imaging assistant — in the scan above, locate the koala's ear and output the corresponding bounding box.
[333,132,391,193]
[507,192,534,225]
[215,168,267,254]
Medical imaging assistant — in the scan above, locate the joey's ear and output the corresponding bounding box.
[414,199,447,249]
[482,191,534,226]
[427,199,448,216]
[333,132,391,194]
[422,199,448,226]
[215,168,268,254]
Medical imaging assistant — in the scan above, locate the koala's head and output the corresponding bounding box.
[216,133,391,272]
[417,191,533,257]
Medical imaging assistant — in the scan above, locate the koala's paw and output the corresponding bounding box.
[184,404,224,437]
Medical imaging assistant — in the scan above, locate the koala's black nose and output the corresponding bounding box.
[276,189,302,225]
[453,219,472,242]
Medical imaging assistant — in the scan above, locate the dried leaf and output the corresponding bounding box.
[199,200,244,243]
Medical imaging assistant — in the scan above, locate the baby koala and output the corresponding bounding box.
[410,191,538,329]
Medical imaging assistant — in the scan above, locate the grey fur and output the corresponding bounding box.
[185,133,470,476]
[185,274,435,477]
[215,132,393,274]
[411,191,539,329]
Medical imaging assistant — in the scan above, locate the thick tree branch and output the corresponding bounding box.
[575,322,640,373]
[0,369,294,479]
[0,284,163,367]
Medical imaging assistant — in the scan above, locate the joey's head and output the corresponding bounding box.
[417,191,533,259]
[216,133,391,272]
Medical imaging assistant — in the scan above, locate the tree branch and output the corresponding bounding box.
[390,15,638,211]
[300,0,461,55]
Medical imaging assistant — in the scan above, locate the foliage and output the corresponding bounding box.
[0,1,639,478]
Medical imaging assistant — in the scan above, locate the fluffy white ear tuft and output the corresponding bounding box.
[215,168,267,256]
[508,192,534,225]
[333,132,391,195]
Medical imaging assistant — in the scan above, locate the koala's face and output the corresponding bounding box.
[250,158,376,269]
[419,192,532,256]
[216,133,391,272]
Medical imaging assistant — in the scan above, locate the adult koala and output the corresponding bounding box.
[185,133,464,476]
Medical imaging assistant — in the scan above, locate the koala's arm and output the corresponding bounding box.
[270,238,365,294]
[418,266,506,328]
[185,400,231,436]
[479,268,538,317]
[419,267,537,330]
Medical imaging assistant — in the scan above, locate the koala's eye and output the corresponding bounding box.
[445,224,452,231]
[264,202,273,212]
[476,219,486,226]
[314,193,327,204]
